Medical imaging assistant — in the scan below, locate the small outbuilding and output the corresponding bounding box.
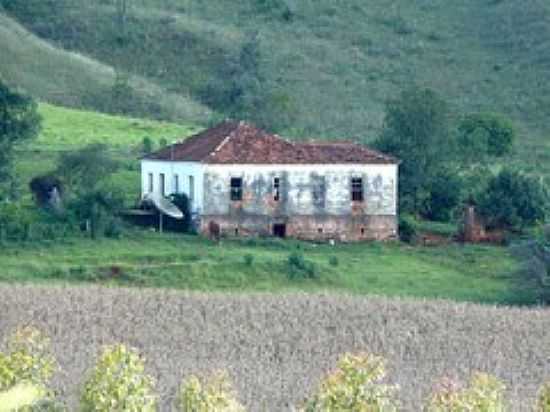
[141,121,399,241]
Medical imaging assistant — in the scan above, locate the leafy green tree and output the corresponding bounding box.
[512,226,550,304]
[426,373,506,412]
[81,344,157,412]
[0,80,41,199]
[301,352,398,411]
[422,169,463,222]
[374,87,451,214]
[55,144,118,194]
[477,169,548,230]
[178,371,246,412]
[458,112,515,160]
[537,382,550,412]
[54,144,122,238]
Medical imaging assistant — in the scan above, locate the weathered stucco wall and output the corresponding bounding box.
[201,164,398,241]
[141,160,204,213]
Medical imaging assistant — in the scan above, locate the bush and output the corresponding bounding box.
[398,217,416,243]
[426,372,506,412]
[477,169,548,230]
[422,170,462,222]
[104,217,124,239]
[287,251,317,279]
[243,254,255,267]
[0,327,56,391]
[537,382,550,412]
[80,344,157,412]
[328,256,339,267]
[301,352,399,411]
[178,371,246,412]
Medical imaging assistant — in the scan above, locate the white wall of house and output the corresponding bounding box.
[202,163,398,216]
[140,160,205,213]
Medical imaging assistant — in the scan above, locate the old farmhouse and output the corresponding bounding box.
[141,121,399,241]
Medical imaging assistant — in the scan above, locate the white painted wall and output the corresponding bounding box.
[140,160,205,213]
[202,163,398,216]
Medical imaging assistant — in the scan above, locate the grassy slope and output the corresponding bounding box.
[0,13,211,123]
[2,0,550,178]
[15,103,199,202]
[0,230,532,305]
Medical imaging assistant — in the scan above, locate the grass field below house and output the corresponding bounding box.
[0,230,533,305]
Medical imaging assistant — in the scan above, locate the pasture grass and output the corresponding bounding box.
[14,103,199,203]
[0,229,531,305]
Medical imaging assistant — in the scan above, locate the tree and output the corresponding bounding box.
[0,80,41,199]
[55,144,118,194]
[80,344,157,412]
[178,371,245,412]
[458,112,515,160]
[301,352,398,411]
[374,87,451,214]
[55,144,122,238]
[422,169,462,222]
[477,169,548,230]
[511,226,550,304]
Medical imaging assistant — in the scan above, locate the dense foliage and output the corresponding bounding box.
[80,344,157,411]
[426,373,507,412]
[0,79,41,199]
[374,87,451,215]
[512,226,550,304]
[302,352,398,411]
[477,169,548,229]
[178,371,246,412]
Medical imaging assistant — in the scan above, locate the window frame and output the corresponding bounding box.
[230,177,243,202]
[273,177,281,202]
[351,177,364,202]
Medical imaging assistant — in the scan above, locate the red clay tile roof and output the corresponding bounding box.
[144,121,397,164]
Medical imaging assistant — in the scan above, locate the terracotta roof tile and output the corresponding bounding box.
[144,121,397,164]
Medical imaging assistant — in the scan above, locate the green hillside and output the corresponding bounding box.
[15,103,198,203]
[1,0,550,176]
[0,12,211,123]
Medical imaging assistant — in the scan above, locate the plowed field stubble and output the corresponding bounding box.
[0,285,548,411]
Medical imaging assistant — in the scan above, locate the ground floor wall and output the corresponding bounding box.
[200,214,398,242]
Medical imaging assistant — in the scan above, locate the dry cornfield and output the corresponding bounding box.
[0,284,549,411]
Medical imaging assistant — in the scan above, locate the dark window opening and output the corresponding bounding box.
[273,223,286,238]
[351,177,364,202]
[318,228,323,234]
[361,227,366,236]
[234,228,239,236]
[273,177,281,201]
[148,173,153,193]
[159,173,166,197]
[230,177,243,201]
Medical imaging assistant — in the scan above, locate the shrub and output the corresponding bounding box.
[398,216,416,243]
[537,382,550,412]
[104,217,124,239]
[477,168,548,230]
[301,352,399,411]
[243,254,255,267]
[328,256,339,267]
[426,372,506,412]
[0,327,56,391]
[287,251,317,279]
[80,344,157,412]
[178,371,246,412]
[141,136,153,154]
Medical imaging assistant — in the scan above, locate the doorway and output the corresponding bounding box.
[273,223,286,238]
